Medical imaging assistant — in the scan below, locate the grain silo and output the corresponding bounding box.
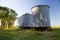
[16,16,23,28]
[31,5,51,30]
[22,13,33,27]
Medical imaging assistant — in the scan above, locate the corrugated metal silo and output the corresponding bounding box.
[17,16,23,27]
[22,13,32,27]
[31,5,50,27]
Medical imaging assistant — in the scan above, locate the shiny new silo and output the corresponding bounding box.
[31,5,50,27]
[22,13,32,27]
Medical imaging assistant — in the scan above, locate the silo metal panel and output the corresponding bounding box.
[17,16,23,27]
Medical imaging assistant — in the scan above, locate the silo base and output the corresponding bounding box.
[32,27,52,31]
[19,27,52,31]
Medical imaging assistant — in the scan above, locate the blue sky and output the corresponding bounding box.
[0,0,60,26]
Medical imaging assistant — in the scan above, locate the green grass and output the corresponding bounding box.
[0,28,60,40]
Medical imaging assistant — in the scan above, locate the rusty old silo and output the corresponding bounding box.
[31,5,51,30]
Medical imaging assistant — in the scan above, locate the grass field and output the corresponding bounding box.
[0,28,60,40]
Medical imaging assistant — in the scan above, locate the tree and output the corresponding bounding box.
[0,6,17,29]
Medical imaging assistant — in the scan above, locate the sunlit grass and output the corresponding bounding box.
[0,26,17,30]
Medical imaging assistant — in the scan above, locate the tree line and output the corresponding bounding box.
[0,6,17,29]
